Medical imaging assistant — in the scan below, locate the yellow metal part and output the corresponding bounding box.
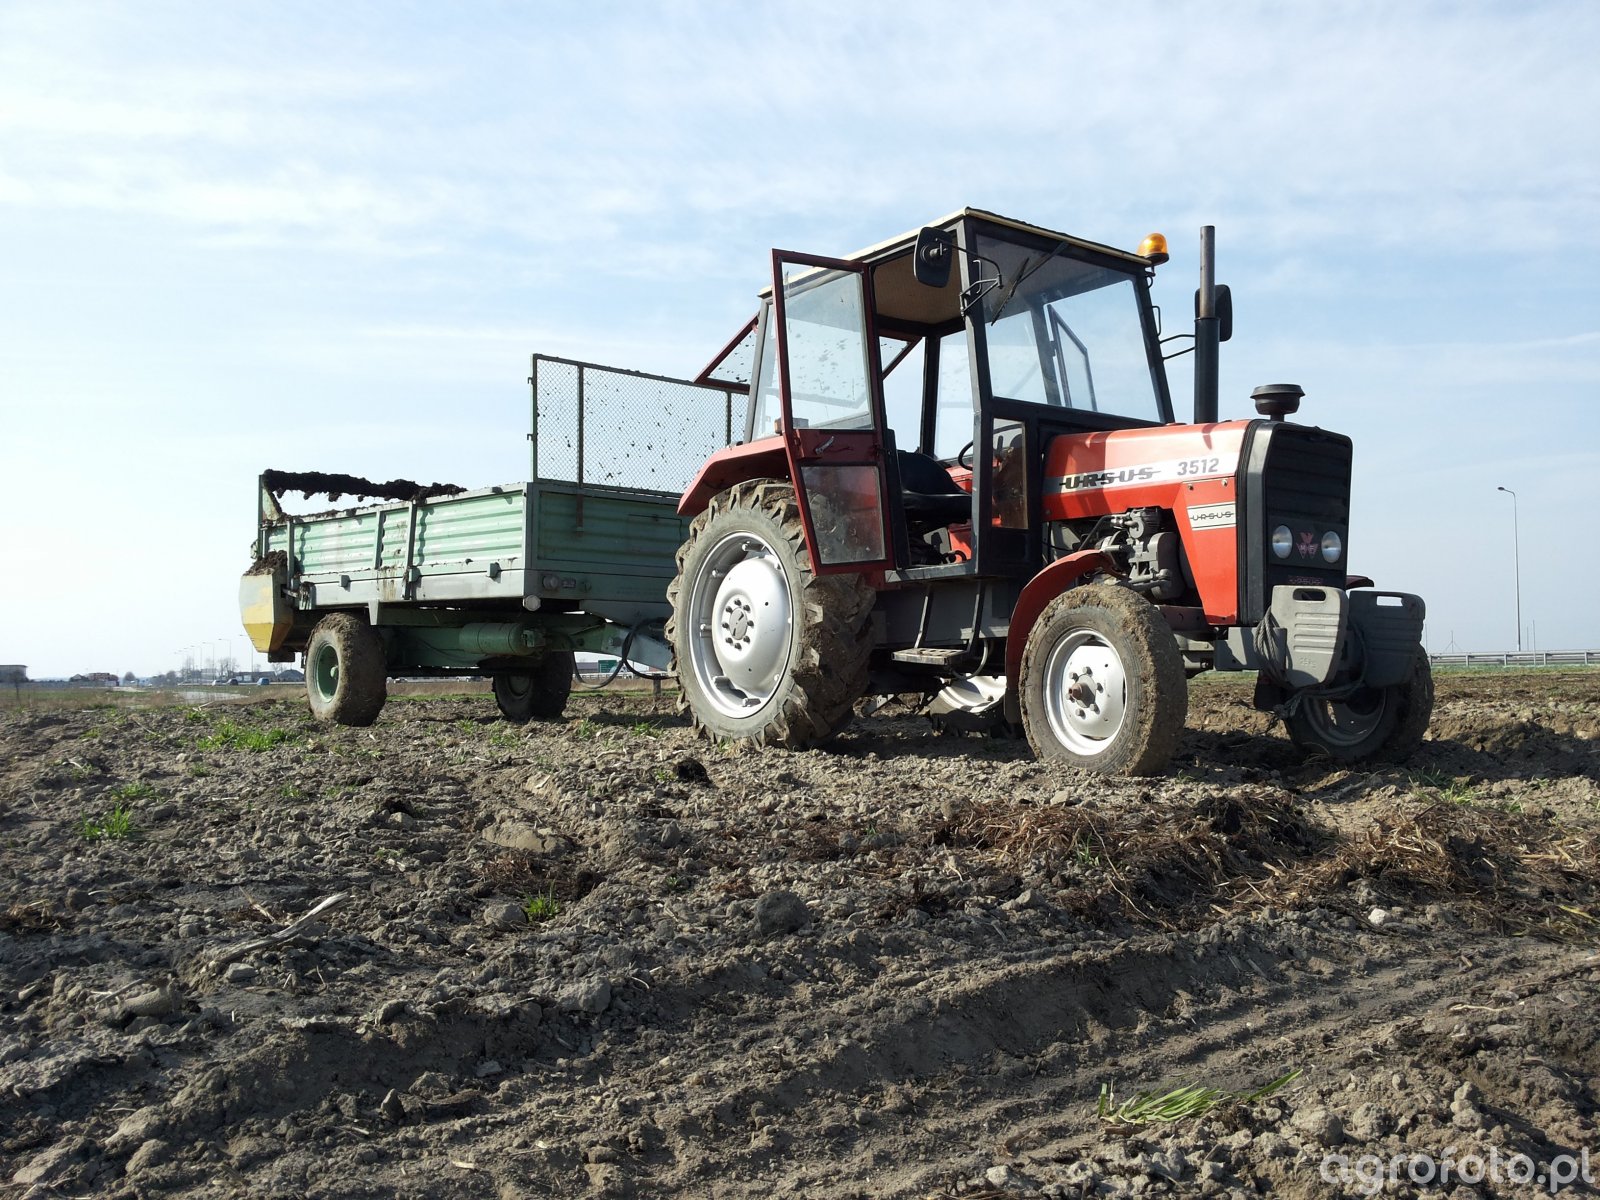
[239,555,292,652]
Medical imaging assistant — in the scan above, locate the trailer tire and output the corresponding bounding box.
[1018,583,1187,776]
[304,613,388,726]
[493,652,575,723]
[1284,653,1433,763]
[666,479,873,749]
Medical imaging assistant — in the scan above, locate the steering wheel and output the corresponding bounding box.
[956,441,975,470]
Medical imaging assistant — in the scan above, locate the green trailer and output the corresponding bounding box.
[240,355,743,725]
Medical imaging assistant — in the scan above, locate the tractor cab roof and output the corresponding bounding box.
[696,208,1162,388]
[757,207,1156,323]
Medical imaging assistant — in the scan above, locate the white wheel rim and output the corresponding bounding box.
[686,530,794,719]
[1041,629,1128,757]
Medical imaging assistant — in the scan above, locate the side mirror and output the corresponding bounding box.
[913,227,955,289]
[1196,284,1234,342]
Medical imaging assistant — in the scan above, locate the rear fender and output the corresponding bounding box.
[678,436,789,517]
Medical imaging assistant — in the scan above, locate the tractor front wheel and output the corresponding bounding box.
[492,652,575,723]
[1284,654,1433,763]
[666,479,873,748]
[305,613,388,726]
[1018,583,1187,776]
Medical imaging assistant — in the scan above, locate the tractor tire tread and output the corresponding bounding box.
[305,612,388,727]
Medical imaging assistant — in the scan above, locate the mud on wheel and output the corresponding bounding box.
[1285,653,1433,763]
[304,612,388,726]
[1018,583,1187,776]
[665,479,874,748]
[492,650,575,724]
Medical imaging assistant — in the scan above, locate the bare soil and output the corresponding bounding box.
[2,671,1598,1198]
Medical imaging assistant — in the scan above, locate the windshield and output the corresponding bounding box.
[976,233,1162,423]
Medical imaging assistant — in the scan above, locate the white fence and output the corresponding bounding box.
[1429,651,1600,669]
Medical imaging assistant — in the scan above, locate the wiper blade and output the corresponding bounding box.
[987,237,1073,326]
[986,256,1032,325]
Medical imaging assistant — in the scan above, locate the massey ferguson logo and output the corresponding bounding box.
[1297,531,1317,558]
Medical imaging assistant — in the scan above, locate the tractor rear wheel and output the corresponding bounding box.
[666,479,874,748]
[1018,583,1187,776]
[1284,654,1433,763]
[493,651,575,723]
[305,613,388,726]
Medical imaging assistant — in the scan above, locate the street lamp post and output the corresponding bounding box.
[1497,486,1522,653]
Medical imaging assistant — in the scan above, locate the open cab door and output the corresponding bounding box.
[771,250,896,575]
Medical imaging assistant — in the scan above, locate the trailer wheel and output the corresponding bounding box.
[1284,654,1433,763]
[666,479,873,748]
[492,651,575,723]
[1019,583,1187,776]
[305,613,388,726]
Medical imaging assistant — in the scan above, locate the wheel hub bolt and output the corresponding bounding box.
[721,598,753,646]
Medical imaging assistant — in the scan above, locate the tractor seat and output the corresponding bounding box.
[897,450,970,527]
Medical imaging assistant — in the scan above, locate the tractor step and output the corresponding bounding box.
[891,647,968,666]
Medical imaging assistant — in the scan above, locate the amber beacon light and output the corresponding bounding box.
[1137,232,1169,264]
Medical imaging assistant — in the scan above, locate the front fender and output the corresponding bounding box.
[1003,550,1120,684]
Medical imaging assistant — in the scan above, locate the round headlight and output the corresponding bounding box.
[1271,525,1293,558]
[1321,531,1342,563]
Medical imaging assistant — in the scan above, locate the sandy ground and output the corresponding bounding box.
[2,671,1598,1199]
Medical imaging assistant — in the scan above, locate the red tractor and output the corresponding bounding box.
[666,210,1430,775]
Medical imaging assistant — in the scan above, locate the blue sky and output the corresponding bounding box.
[2,0,1596,676]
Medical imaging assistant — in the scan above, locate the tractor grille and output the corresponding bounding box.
[1240,423,1353,623]
[1265,430,1351,549]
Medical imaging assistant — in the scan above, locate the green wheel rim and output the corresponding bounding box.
[311,643,340,704]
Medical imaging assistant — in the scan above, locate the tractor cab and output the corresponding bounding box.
[693,208,1175,583]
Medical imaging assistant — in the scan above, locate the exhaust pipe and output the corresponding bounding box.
[1194,225,1219,425]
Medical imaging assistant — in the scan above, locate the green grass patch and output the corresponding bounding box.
[79,804,135,842]
[196,718,296,753]
[1072,834,1102,868]
[523,887,561,922]
[1410,767,1475,805]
